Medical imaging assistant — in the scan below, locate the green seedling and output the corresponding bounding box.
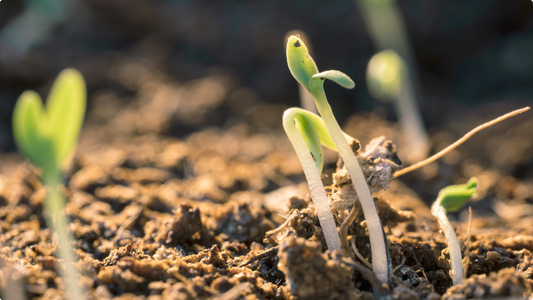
[355,0,423,112]
[283,107,357,251]
[12,68,86,299]
[367,50,430,163]
[285,35,390,285]
[431,178,477,286]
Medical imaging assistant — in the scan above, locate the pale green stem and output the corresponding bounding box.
[283,109,342,251]
[431,203,463,285]
[395,79,430,163]
[309,83,389,284]
[44,173,85,300]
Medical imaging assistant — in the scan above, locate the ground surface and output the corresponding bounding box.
[0,72,531,299]
[0,1,532,299]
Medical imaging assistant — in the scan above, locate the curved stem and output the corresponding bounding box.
[309,83,389,284]
[283,109,342,251]
[431,203,463,285]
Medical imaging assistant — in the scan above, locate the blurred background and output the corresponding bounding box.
[0,0,532,153]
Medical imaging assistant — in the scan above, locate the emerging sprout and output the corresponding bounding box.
[283,108,358,251]
[367,50,430,164]
[12,68,86,299]
[431,178,478,286]
[285,35,390,286]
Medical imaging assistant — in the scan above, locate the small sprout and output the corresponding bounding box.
[13,68,86,179]
[437,178,477,213]
[367,50,430,164]
[12,68,86,299]
[431,178,478,286]
[285,35,390,286]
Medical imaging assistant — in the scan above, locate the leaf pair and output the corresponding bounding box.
[437,178,478,212]
[286,35,355,93]
[12,69,86,178]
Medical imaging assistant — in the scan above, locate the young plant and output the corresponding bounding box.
[283,107,357,251]
[285,35,390,285]
[431,178,477,286]
[12,68,86,299]
[367,50,430,163]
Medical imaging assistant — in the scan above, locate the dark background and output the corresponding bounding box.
[0,0,532,152]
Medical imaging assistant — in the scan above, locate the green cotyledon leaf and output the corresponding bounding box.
[46,68,86,166]
[309,70,355,91]
[12,69,86,177]
[286,35,319,91]
[437,178,478,212]
[12,90,57,174]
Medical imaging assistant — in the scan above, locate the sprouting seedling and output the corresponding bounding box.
[283,107,357,251]
[367,50,430,163]
[431,178,477,286]
[285,35,390,286]
[12,68,86,299]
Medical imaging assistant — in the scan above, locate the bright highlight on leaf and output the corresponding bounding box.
[12,68,86,178]
[437,178,478,212]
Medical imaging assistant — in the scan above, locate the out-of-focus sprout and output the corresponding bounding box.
[12,68,87,300]
[367,50,430,163]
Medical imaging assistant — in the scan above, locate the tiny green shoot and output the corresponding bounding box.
[285,35,390,285]
[12,68,86,299]
[367,50,430,163]
[431,178,477,286]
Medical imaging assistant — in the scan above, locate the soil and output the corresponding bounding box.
[1,1,533,299]
[0,71,532,299]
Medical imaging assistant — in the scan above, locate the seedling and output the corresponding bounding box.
[285,35,390,285]
[367,50,430,163]
[431,178,477,285]
[12,68,86,299]
[283,107,357,251]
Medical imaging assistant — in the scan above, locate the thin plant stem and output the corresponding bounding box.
[44,174,85,300]
[309,82,389,284]
[431,203,463,285]
[283,109,342,251]
[464,206,472,282]
[395,75,430,163]
[395,106,530,177]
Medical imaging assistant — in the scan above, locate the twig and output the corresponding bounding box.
[395,107,530,177]
[392,255,406,274]
[341,258,390,296]
[351,237,373,269]
[340,205,359,256]
[237,247,278,267]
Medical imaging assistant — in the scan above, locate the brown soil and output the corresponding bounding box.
[0,70,532,300]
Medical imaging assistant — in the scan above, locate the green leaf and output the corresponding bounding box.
[286,35,319,91]
[294,112,324,174]
[12,69,86,178]
[46,68,86,165]
[437,178,478,212]
[310,70,355,90]
[12,91,57,174]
